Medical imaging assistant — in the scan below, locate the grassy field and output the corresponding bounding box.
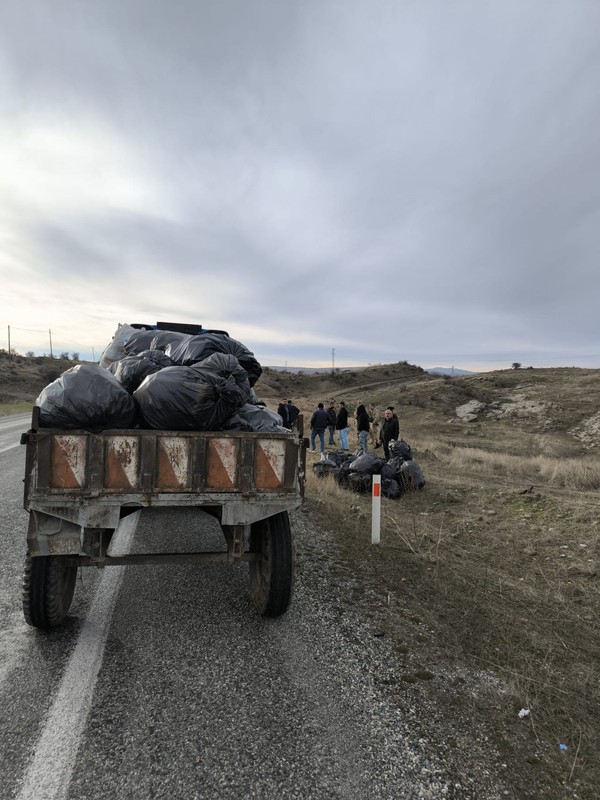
[284,365,600,799]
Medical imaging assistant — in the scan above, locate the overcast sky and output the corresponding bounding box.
[1,0,599,371]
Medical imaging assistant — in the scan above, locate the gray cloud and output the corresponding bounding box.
[2,0,600,368]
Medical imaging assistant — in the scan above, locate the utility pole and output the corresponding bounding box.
[331,348,335,375]
[92,346,96,363]
[7,325,10,360]
[49,329,53,358]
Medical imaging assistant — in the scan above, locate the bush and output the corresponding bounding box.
[42,367,61,384]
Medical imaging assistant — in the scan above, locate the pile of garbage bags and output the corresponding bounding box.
[313,443,425,499]
[36,323,288,434]
[99,323,262,386]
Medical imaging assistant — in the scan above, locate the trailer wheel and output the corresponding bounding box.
[249,511,295,617]
[22,554,78,630]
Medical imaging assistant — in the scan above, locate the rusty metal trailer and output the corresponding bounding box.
[21,407,306,629]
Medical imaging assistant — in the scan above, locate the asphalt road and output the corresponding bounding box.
[0,413,31,454]
[0,416,505,800]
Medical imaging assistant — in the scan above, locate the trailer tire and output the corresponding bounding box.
[249,511,295,617]
[22,554,78,630]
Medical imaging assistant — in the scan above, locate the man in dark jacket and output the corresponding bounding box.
[310,402,329,453]
[326,402,337,446]
[277,398,290,428]
[380,407,400,460]
[355,403,370,452]
[286,399,300,428]
[335,401,349,451]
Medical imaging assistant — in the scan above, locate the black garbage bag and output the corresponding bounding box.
[382,478,402,499]
[323,449,351,466]
[399,460,426,490]
[347,473,372,493]
[313,461,340,478]
[165,332,262,386]
[334,467,352,488]
[123,329,158,356]
[381,462,399,481]
[134,353,250,430]
[389,439,413,461]
[36,364,137,430]
[149,331,190,352]
[112,350,174,393]
[349,452,386,474]
[223,403,289,433]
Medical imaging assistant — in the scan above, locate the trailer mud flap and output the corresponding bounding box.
[27,511,83,556]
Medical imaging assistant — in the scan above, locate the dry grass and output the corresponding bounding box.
[0,351,77,405]
[417,438,600,491]
[304,405,600,798]
[0,401,31,415]
[308,472,600,797]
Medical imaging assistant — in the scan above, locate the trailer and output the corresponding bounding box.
[20,407,306,629]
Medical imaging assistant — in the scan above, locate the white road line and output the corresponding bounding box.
[16,511,141,800]
[0,620,30,691]
[0,443,20,454]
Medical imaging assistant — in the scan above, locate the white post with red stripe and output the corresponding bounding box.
[371,475,381,544]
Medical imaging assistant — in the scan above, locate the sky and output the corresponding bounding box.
[1,0,599,372]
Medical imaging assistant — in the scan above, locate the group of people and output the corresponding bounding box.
[308,401,349,452]
[276,397,401,460]
[309,401,400,460]
[276,398,300,429]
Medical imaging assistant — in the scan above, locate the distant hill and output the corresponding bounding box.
[427,367,476,376]
[266,367,342,375]
[0,351,83,405]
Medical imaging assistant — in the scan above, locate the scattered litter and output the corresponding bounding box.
[559,743,568,751]
[518,708,530,719]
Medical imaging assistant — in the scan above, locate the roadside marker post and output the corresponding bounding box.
[372,475,381,544]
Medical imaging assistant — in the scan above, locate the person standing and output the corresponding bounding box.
[286,399,300,428]
[326,401,337,446]
[335,401,349,451]
[310,402,329,453]
[380,407,400,460]
[355,403,370,452]
[368,403,380,447]
[277,398,291,429]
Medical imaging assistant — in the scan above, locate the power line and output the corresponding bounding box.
[7,325,101,351]
[8,325,49,334]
